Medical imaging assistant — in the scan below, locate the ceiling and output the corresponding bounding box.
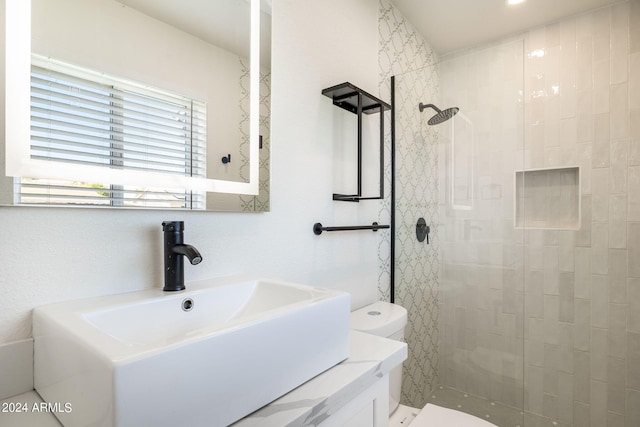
[118,0,251,56]
[390,0,624,55]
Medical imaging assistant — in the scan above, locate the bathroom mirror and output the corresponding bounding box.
[3,0,271,211]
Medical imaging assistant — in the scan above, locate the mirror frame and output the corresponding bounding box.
[4,0,260,195]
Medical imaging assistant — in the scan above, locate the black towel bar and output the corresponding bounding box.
[313,222,390,235]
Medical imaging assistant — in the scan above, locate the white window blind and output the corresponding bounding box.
[20,59,207,209]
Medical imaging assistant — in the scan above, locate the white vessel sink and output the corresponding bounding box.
[33,276,350,427]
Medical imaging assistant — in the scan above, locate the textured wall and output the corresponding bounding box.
[377,0,441,408]
[0,0,383,343]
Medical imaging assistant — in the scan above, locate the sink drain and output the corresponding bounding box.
[182,298,194,312]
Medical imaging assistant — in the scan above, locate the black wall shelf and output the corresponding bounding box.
[322,82,391,202]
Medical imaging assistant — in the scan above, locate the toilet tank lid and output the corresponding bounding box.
[349,301,407,338]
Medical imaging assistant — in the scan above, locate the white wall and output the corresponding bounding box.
[0,0,382,343]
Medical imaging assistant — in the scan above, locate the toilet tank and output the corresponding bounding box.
[350,301,408,416]
[350,301,408,340]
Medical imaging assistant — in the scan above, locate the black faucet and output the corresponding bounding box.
[162,221,202,291]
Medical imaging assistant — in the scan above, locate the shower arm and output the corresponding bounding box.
[418,103,442,113]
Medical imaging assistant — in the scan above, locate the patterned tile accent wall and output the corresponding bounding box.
[393,66,442,408]
[377,0,440,408]
[238,59,271,212]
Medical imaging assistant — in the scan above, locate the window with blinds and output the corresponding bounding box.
[21,59,207,209]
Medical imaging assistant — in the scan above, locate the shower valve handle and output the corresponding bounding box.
[416,218,430,244]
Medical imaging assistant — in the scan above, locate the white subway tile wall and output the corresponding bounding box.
[441,2,638,426]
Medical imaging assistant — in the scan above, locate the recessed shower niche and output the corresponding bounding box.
[515,166,580,230]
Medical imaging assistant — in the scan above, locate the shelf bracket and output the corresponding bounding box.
[322,82,390,202]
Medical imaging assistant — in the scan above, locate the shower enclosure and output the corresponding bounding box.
[385,2,640,425]
[392,37,588,427]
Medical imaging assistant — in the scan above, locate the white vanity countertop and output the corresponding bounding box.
[0,331,406,427]
[233,330,407,426]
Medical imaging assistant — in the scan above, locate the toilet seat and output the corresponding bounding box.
[410,404,498,426]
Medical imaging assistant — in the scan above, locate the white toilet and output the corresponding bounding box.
[350,301,497,427]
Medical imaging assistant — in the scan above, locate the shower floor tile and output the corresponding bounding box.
[425,385,572,427]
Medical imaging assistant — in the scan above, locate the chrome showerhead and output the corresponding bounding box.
[418,103,459,125]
